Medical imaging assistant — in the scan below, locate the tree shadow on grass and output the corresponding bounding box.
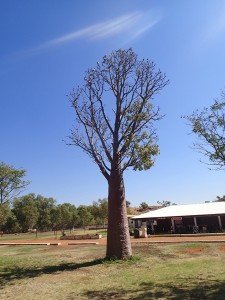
[82,280,225,300]
[0,258,103,287]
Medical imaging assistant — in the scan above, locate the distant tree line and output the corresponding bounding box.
[0,161,153,234]
[0,194,108,233]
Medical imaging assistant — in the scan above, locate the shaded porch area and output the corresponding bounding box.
[145,215,225,235]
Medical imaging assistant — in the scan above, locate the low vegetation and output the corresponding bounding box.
[1,242,225,299]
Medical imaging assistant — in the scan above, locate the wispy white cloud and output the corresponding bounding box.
[204,12,225,42]
[197,4,225,48]
[44,12,141,47]
[23,10,161,55]
[122,10,162,45]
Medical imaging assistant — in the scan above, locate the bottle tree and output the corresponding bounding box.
[68,49,168,259]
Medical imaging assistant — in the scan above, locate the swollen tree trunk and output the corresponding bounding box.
[68,49,168,259]
[106,168,132,259]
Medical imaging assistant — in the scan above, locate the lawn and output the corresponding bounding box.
[0,229,107,241]
[0,242,225,299]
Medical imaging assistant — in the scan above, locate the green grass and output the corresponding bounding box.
[0,229,107,241]
[0,243,225,299]
[95,229,107,237]
[0,231,54,241]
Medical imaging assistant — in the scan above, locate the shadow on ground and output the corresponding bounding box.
[0,259,103,286]
[1,258,225,300]
[82,280,225,300]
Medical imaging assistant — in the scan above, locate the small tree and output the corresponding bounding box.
[57,203,72,232]
[139,202,149,210]
[0,162,30,206]
[68,49,168,259]
[184,91,225,169]
[126,201,131,208]
[35,195,56,231]
[157,200,176,207]
[214,195,225,202]
[0,204,11,230]
[65,203,79,231]
[91,198,108,226]
[50,206,61,234]
[13,194,39,232]
[77,205,93,230]
[2,211,21,233]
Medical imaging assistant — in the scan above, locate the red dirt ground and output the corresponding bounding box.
[218,244,225,251]
[176,246,205,254]
[1,234,225,246]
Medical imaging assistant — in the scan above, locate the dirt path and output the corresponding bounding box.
[1,234,225,246]
[133,235,225,243]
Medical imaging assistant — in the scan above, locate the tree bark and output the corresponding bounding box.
[106,169,132,259]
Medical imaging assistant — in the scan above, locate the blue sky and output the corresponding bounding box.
[1,0,225,206]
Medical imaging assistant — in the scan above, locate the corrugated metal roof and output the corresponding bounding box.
[132,202,225,219]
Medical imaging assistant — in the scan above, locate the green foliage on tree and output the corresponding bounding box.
[0,162,30,205]
[157,200,176,207]
[91,198,108,226]
[55,203,79,231]
[68,48,168,259]
[0,203,12,230]
[35,195,56,231]
[49,206,61,231]
[3,211,21,233]
[65,203,79,229]
[1,191,111,233]
[13,194,39,232]
[139,202,149,210]
[77,205,93,229]
[214,195,225,202]
[126,201,131,208]
[184,91,225,169]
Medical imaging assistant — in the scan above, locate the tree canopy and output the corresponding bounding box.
[157,200,176,207]
[2,193,108,233]
[0,162,30,205]
[185,91,225,169]
[13,194,39,232]
[139,202,149,210]
[214,195,225,202]
[68,48,168,179]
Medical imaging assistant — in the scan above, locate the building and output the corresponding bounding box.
[131,202,225,234]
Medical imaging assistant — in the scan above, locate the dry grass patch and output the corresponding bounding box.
[1,243,225,299]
